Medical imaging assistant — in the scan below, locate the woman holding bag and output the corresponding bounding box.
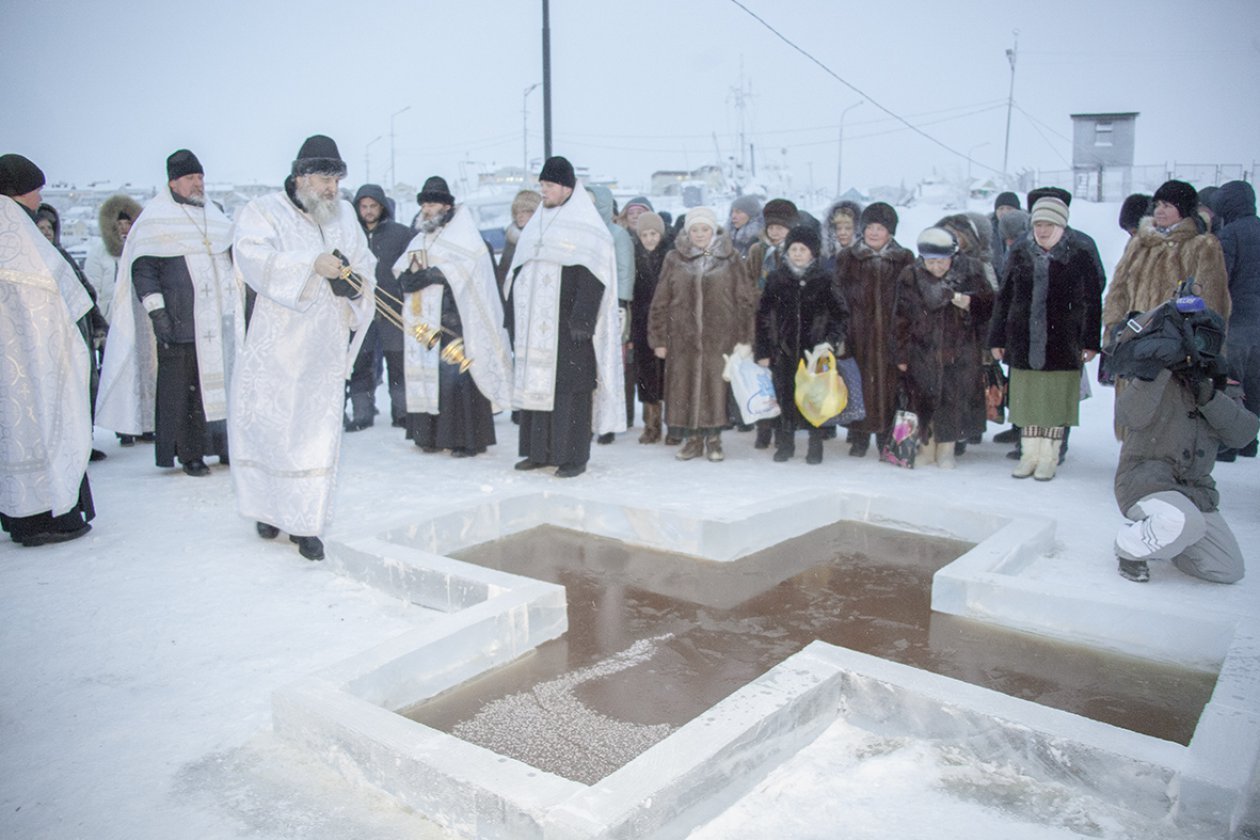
[755,225,850,464]
[648,208,757,462]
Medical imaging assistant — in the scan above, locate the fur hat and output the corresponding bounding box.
[1026,186,1072,209]
[98,194,144,257]
[1153,180,1199,222]
[166,149,203,181]
[828,200,862,224]
[0,153,45,196]
[993,191,1021,211]
[1030,196,1069,228]
[784,223,821,258]
[997,208,1030,242]
[1118,194,1152,232]
[417,176,455,205]
[292,134,347,178]
[636,211,665,238]
[916,226,957,258]
[762,198,798,229]
[538,156,576,188]
[683,206,719,233]
[511,189,541,218]
[730,194,763,219]
[860,202,898,235]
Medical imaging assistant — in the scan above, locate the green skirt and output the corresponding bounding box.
[1008,368,1080,428]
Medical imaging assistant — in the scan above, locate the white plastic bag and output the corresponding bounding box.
[722,343,781,424]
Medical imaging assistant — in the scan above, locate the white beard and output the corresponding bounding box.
[298,186,340,226]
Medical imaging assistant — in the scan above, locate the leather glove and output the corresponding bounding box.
[398,270,425,294]
[327,274,360,298]
[149,309,175,344]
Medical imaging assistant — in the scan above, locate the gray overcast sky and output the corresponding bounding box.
[3,0,1258,195]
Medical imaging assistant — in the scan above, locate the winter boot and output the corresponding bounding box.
[1118,557,1150,583]
[706,434,725,462]
[1034,433,1062,481]
[1012,433,1040,479]
[773,425,794,462]
[849,433,870,458]
[290,535,325,561]
[805,432,824,465]
[918,436,937,465]
[754,421,774,450]
[993,426,1020,445]
[638,403,662,444]
[676,435,705,461]
[936,440,956,469]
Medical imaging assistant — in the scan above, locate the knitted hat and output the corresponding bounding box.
[511,189,542,217]
[166,149,203,181]
[417,176,455,205]
[0,153,45,196]
[997,208,1030,241]
[1153,179,1199,221]
[636,211,665,238]
[683,206,719,233]
[916,226,957,258]
[1030,196,1069,228]
[762,198,798,229]
[538,156,576,188]
[993,191,1021,211]
[730,194,763,219]
[1197,186,1218,212]
[860,201,898,235]
[624,196,654,213]
[784,223,821,258]
[1118,194,1151,231]
[292,134,347,178]
[1026,186,1071,209]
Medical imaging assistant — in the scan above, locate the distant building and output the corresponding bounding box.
[1070,112,1138,201]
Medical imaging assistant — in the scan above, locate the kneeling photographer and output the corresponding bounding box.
[1107,288,1258,583]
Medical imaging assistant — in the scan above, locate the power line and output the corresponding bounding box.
[725,0,1003,175]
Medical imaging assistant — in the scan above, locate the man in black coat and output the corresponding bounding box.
[347,184,412,431]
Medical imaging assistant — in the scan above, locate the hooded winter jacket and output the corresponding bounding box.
[1213,180,1260,340]
[353,183,413,352]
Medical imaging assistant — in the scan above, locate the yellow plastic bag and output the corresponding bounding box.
[794,348,848,427]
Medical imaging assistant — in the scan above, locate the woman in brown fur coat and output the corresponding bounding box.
[648,208,757,462]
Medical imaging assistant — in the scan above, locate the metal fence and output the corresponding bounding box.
[1018,162,1255,202]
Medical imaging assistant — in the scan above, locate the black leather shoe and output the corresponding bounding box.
[992,427,1020,445]
[118,435,136,447]
[773,448,793,462]
[90,449,108,462]
[256,522,280,539]
[555,463,586,478]
[514,458,545,471]
[289,535,324,561]
[20,522,91,547]
[182,459,210,477]
[596,432,615,445]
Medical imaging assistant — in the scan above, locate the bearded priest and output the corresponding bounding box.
[229,135,376,562]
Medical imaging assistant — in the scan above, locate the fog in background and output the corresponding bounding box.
[3,0,1258,193]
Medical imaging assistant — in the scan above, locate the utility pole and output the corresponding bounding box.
[1002,30,1019,186]
[542,0,553,160]
[364,135,382,184]
[523,83,540,175]
[835,100,863,197]
[729,58,750,173]
[389,106,410,190]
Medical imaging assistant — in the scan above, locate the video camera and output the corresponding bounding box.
[1104,277,1225,382]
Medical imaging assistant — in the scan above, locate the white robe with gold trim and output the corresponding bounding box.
[229,193,375,536]
[0,196,93,517]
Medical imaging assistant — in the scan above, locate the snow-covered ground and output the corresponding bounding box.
[3,199,1257,839]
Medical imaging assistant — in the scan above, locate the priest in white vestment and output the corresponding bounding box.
[0,155,96,547]
[95,149,242,473]
[504,156,625,478]
[229,135,376,561]
[393,176,512,456]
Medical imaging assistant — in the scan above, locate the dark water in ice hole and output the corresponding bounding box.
[400,522,1215,786]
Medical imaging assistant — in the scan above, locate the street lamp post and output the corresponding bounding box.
[835,100,863,197]
[364,135,383,184]
[389,105,411,190]
[523,83,540,176]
